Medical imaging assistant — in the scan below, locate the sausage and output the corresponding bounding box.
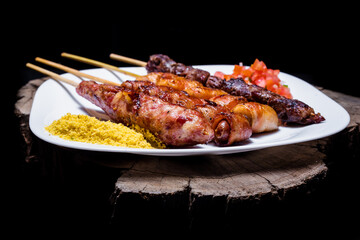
[210,95,279,133]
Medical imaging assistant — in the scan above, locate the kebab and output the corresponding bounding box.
[76,81,216,146]
[111,53,325,125]
[136,72,279,133]
[26,63,214,147]
[31,58,253,146]
[27,61,253,147]
[121,80,252,145]
[61,53,280,133]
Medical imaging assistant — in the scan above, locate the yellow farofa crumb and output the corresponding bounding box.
[45,113,165,149]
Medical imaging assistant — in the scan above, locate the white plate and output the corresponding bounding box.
[29,65,350,156]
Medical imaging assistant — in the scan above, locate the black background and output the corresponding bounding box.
[5,3,360,238]
[6,3,360,96]
[7,4,360,101]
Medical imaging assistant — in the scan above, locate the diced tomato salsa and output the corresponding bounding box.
[214,59,292,99]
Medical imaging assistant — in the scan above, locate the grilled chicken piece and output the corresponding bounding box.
[122,80,252,146]
[76,81,214,147]
[137,72,228,99]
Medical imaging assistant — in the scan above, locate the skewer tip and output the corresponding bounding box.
[110,53,147,67]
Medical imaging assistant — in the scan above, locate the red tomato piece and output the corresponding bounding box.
[215,59,293,99]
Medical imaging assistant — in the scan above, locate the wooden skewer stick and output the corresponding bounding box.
[109,53,147,67]
[35,57,121,86]
[26,63,78,87]
[61,52,141,78]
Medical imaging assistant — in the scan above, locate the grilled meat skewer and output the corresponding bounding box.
[207,77,325,125]
[146,54,210,85]
[145,54,325,125]
[137,72,279,133]
[76,81,214,146]
[122,80,252,145]
[210,94,279,133]
[138,72,228,99]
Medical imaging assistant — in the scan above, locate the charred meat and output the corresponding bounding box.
[207,77,325,125]
[145,54,325,125]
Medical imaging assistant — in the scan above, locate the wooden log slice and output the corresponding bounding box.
[15,78,360,233]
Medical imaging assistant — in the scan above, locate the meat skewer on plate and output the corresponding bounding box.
[136,72,279,133]
[110,53,325,125]
[62,53,279,133]
[206,77,325,125]
[27,61,253,147]
[26,63,214,147]
[29,59,252,146]
[122,80,252,145]
[76,81,216,147]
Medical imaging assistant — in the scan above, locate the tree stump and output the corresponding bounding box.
[15,78,360,234]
